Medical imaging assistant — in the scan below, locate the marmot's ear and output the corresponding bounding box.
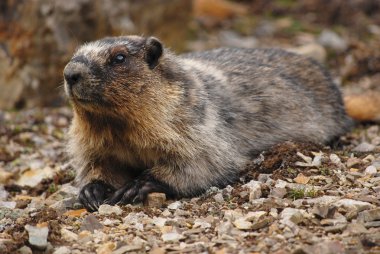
[145,37,163,69]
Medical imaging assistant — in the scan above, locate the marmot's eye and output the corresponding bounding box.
[112,53,126,64]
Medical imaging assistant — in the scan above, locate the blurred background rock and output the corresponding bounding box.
[0,0,379,110]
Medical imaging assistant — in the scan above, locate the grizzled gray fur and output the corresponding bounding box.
[63,36,352,211]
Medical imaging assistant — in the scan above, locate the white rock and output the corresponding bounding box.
[213,193,224,203]
[336,199,374,212]
[17,246,33,254]
[244,211,267,222]
[53,246,71,254]
[162,232,183,242]
[329,154,342,165]
[60,228,78,242]
[25,224,49,250]
[193,218,211,229]
[306,196,340,206]
[0,201,16,209]
[98,204,122,216]
[364,165,377,175]
[275,179,288,188]
[288,43,326,63]
[280,208,304,227]
[233,218,252,230]
[353,142,375,152]
[152,217,167,227]
[318,29,348,52]
[167,201,182,210]
[242,180,262,200]
[17,167,54,187]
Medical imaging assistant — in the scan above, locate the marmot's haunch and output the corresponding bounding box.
[63,36,352,211]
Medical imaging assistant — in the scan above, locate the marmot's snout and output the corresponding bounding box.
[63,60,98,103]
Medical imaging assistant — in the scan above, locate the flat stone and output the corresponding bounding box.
[145,192,166,208]
[318,29,348,52]
[214,193,224,203]
[167,201,182,210]
[346,157,361,168]
[251,218,270,230]
[244,211,267,222]
[152,217,167,228]
[364,221,380,228]
[344,223,368,235]
[98,204,122,216]
[311,204,331,219]
[80,214,103,232]
[364,165,377,175]
[25,223,49,250]
[336,199,374,212]
[270,187,287,198]
[353,142,375,152]
[162,232,183,242]
[280,208,304,227]
[294,173,310,184]
[324,223,347,233]
[358,208,380,222]
[301,240,345,254]
[60,228,78,242]
[16,167,54,187]
[233,218,252,230]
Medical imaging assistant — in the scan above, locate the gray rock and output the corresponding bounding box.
[324,223,347,233]
[25,224,49,250]
[353,142,376,152]
[358,208,380,222]
[49,197,77,212]
[300,240,345,254]
[270,187,287,198]
[280,208,304,227]
[167,201,182,210]
[80,214,103,232]
[318,29,348,52]
[335,199,374,212]
[219,31,258,49]
[213,193,224,203]
[98,204,123,216]
[311,204,332,219]
[344,223,368,235]
[364,165,377,175]
[364,221,380,228]
[242,180,262,200]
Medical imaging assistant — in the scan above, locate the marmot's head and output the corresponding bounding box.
[63,36,172,116]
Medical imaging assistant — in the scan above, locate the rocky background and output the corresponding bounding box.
[0,0,380,253]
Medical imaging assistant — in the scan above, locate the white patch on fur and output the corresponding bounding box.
[181,58,228,84]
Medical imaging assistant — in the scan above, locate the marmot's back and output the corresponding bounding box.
[181,48,352,154]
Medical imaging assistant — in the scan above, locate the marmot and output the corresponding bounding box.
[63,35,352,211]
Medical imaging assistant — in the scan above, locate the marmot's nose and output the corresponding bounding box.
[64,69,82,87]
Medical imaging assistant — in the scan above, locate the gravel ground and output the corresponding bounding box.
[1,2,380,253]
[0,106,379,254]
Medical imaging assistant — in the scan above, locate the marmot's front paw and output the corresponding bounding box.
[79,181,115,212]
[105,176,177,205]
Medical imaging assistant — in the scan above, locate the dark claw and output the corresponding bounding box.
[105,174,177,206]
[79,180,115,212]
